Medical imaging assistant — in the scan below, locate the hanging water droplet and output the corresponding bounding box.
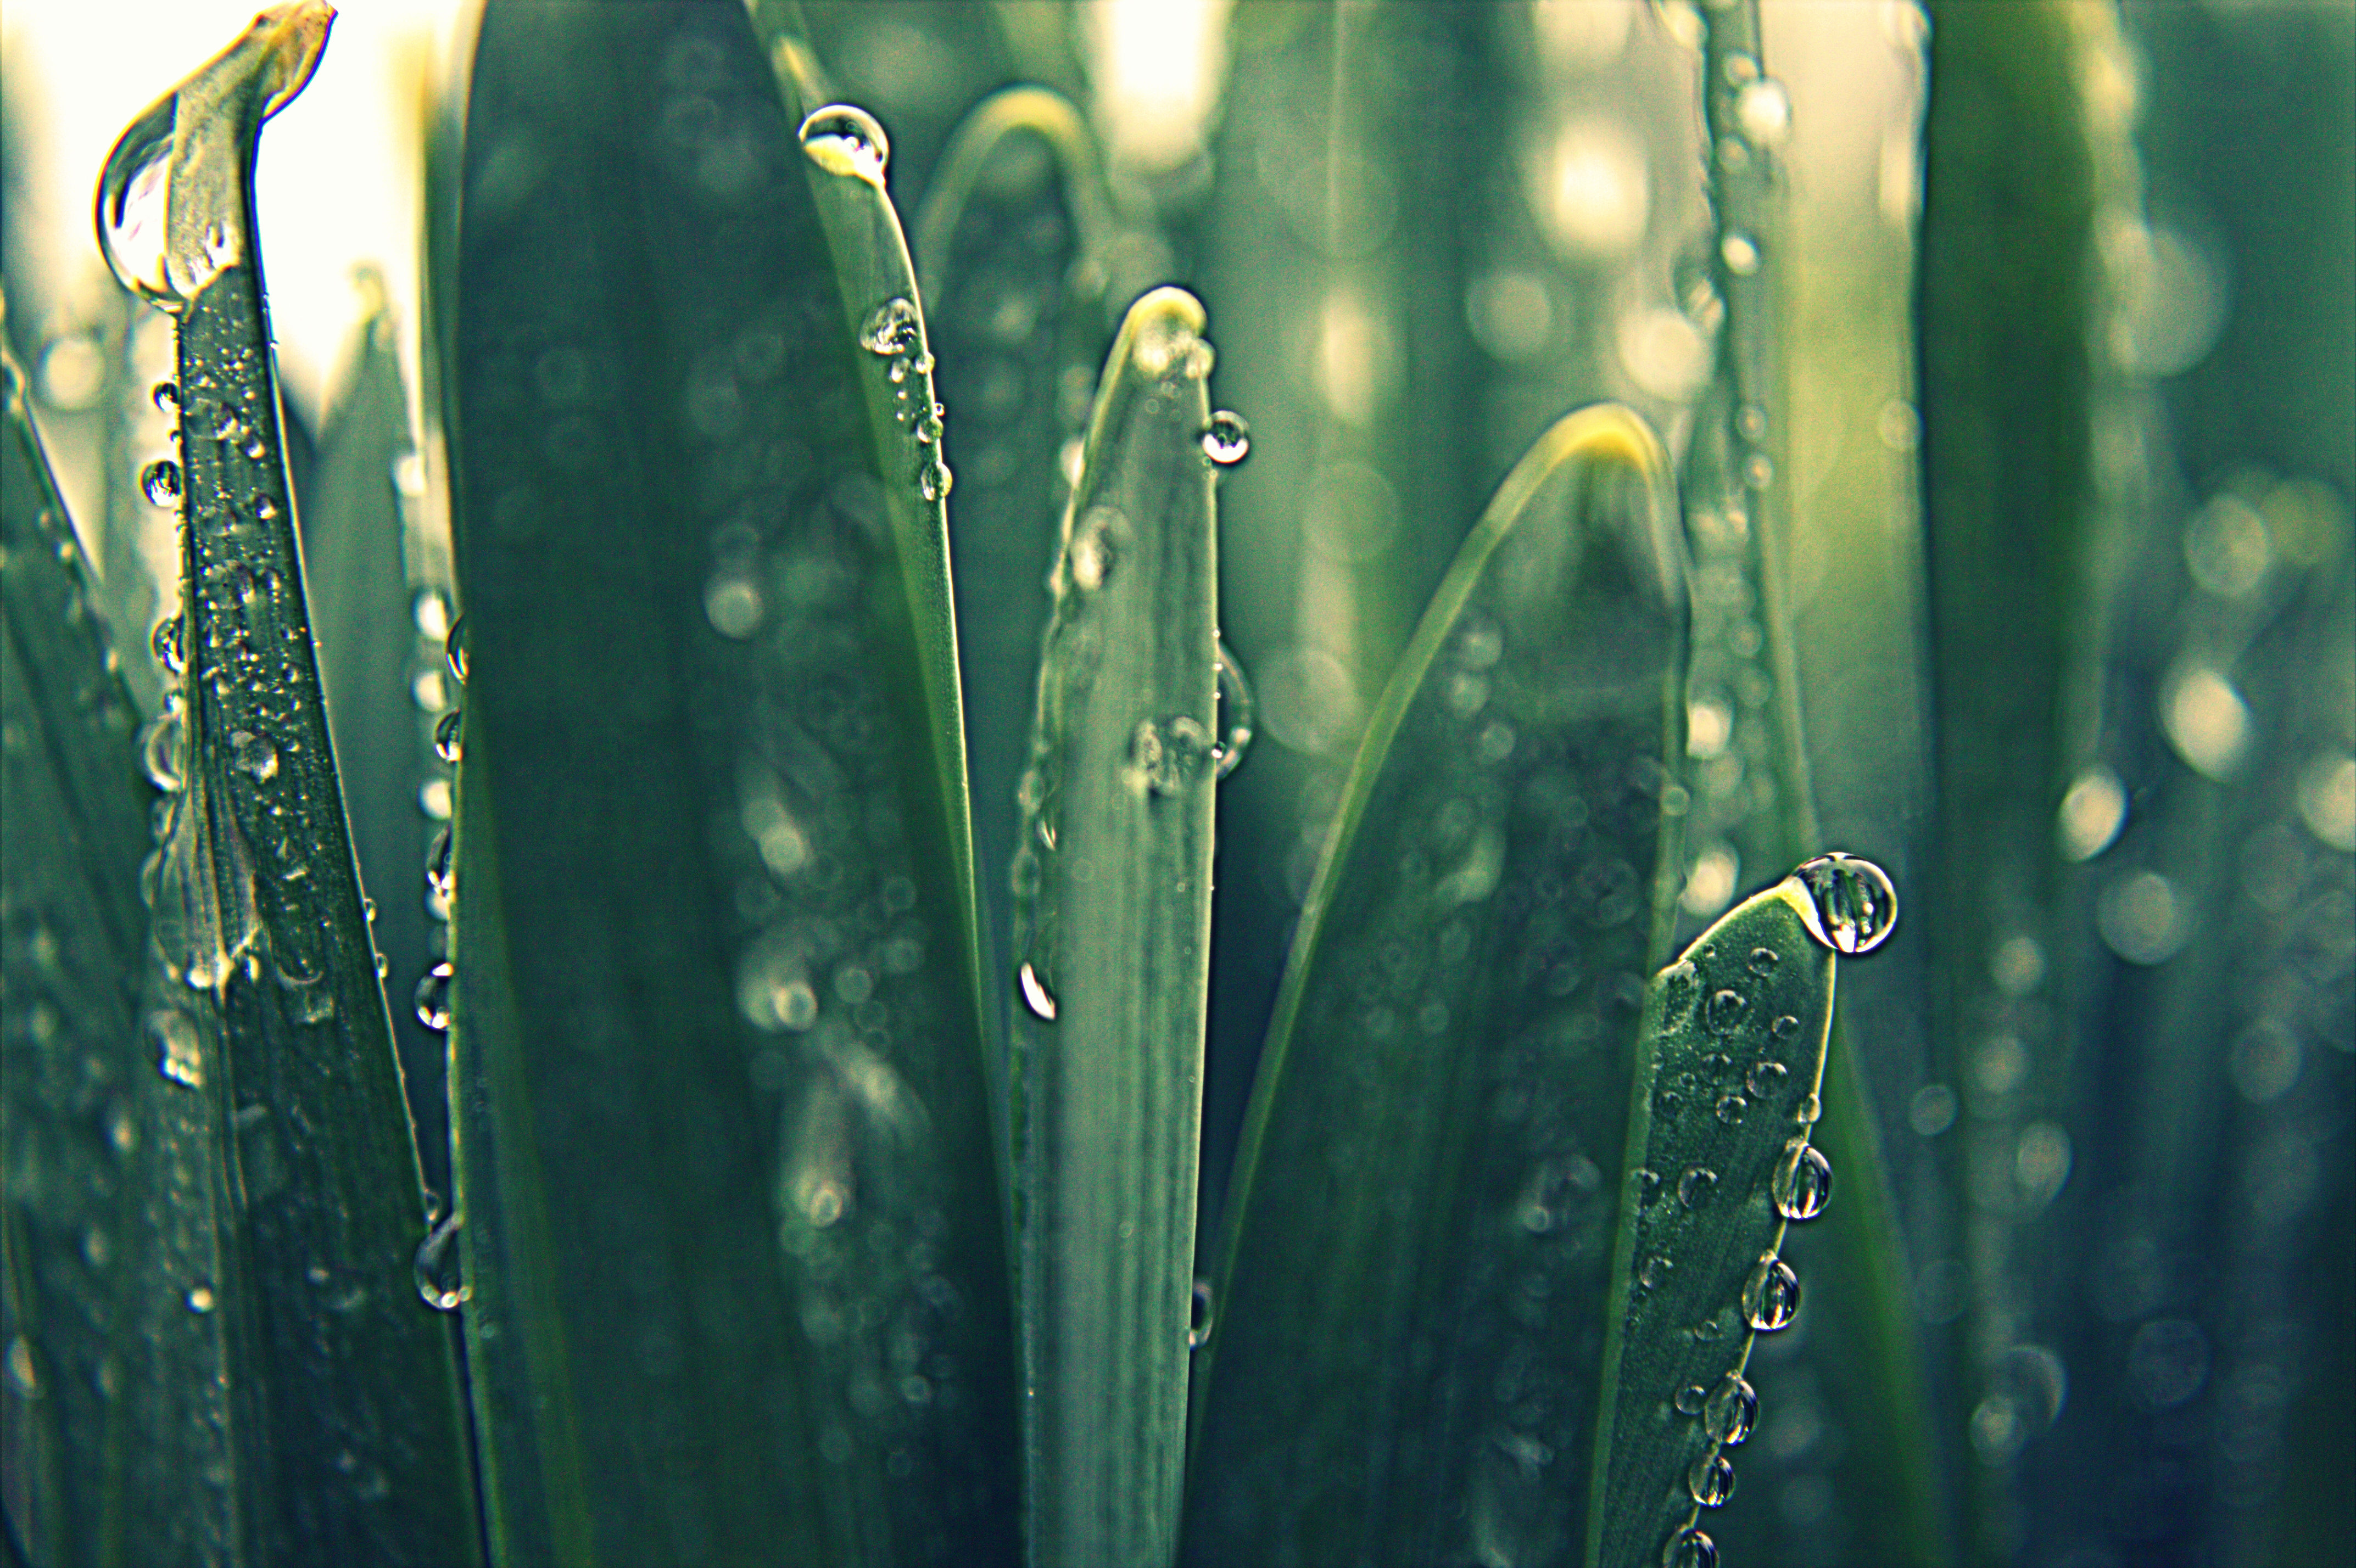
[1213,635,1255,778]
[414,1210,469,1311]
[1019,961,1058,1021]
[434,710,464,764]
[152,614,185,675]
[1789,852,1899,954]
[1706,988,1746,1032]
[230,730,277,783]
[1795,1091,1821,1125]
[798,103,891,184]
[141,458,183,507]
[1742,1254,1800,1330]
[1704,1371,1757,1445]
[1720,233,1761,276]
[1201,410,1251,466]
[1715,1094,1748,1125]
[1675,1383,1710,1417]
[186,1285,216,1314]
[1745,1060,1787,1100]
[445,617,468,683]
[1661,1525,1717,1568]
[152,380,179,413]
[918,456,953,502]
[1773,1138,1833,1220]
[1748,947,1779,975]
[1688,1451,1737,1508]
[97,97,181,310]
[860,297,921,357]
[415,962,453,1032]
[142,703,186,793]
[426,827,454,901]
[1190,1278,1216,1349]
[1735,77,1791,147]
[1677,1164,1718,1208]
[149,1010,203,1089]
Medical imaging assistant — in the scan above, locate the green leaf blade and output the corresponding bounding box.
[1012,286,1221,1568]
[1183,405,1688,1568]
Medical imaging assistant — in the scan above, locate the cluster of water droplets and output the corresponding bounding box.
[413,614,467,1040]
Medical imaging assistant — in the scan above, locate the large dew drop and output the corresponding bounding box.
[1772,1138,1833,1220]
[1201,410,1251,466]
[1704,1371,1757,1446]
[1661,1525,1717,1568]
[414,962,453,1032]
[1687,1452,1737,1508]
[861,297,921,358]
[1741,1254,1800,1331]
[1788,852,1899,955]
[798,104,891,186]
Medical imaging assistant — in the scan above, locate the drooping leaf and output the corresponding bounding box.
[88,5,481,1561]
[0,341,150,1568]
[1009,287,1224,1568]
[1183,404,1687,1568]
[448,2,1014,1560]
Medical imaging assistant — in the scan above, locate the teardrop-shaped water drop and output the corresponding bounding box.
[1019,960,1058,1021]
[414,961,453,1032]
[1190,1278,1216,1349]
[434,709,464,764]
[860,296,921,357]
[426,827,454,901]
[445,616,468,683]
[1661,1525,1717,1568]
[152,380,179,413]
[918,456,953,503]
[1704,1370,1757,1445]
[1213,635,1255,779]
[142,458,183,507]
[799,104,891,185]
[1741,1254,1800,1331]
[96,97,180,310]
[1795,1090,1822,1126]
[1688,1451,1737,1508]
[152,613,185,675]
[1789,852,1899,954]
[1201,410,1250,466]
[142,703,186,793]
[1772,1138,1833,1220]
[413,1210,468,1311]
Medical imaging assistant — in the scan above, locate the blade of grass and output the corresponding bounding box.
[91,8,481,1560]
[448,2,1014,1559]
[1009,287,1222,1568]
[0,341,153,1568]
[912,85,1111,1128]
[1182,405,1687,1568]
[1587,879,1835,1568]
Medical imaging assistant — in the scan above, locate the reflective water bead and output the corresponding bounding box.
[860,296,921,358]
[1688,1451,1737,1508]
[150,1010,202,1089]
[1742,1255,1800,1330]
[1661,1526,1717,1568]
[1771,1014,1800,1040]
[414,1210,468,1311]
[1189,1278,1216,1349]
[229,730,278,783]
[1201,410,1251,465]
[427,827,454,901]
[1637,1253,1674,1288]
[1019,960,1058,1021]
[1720,233,1761,276]
[1789,852,1899,954]
[152,614,185,675]
[141,458,183,507]
[1735,77,1791,147]
[142,704,186,793]
[1748,947,1778,975]
[1677,1164,1718,1208]
[1213,635,1255,778]
[1772,1138,1833,1220]
[1795,1091,1822,1125]
[1706,988,1746,1032]
[799,104,891,184]
[445,616,468,683]
[919,456,953,502]
[152,380,178,413]
[1676,1382,1710,1416]
[434,710,464,764]
[1715,1094,1747,1126]
[1704,1371,1757,1445]
[415,962,454,1031]
[1745,1059,1787,1099]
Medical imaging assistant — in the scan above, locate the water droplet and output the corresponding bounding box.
[1704,1371,1757,1444]
[1706,988,1746,1032]
[1735,77,1791,147]
[1715,1094,1748,1125]
[230,730,277,783]
[1676,1383,1710,1416]
[1661,1525,1717,1568]
[152,380,179,413]
[97,97,182,310]
[1213,636,1255,778]
[1632,1167,1662,1206]
[1795,1091,1821,1125]
[1742,452,1774,490]
[1720,233,1761,276]
[1789,852,1899,954]
[1748,947,1779,975]
[798,104,891,184]
[1201,410,1251,465]
[1068,506,1118,591]
[186,1285,216,1314]
[142,703,186,793]
[414,589,451,641]
[415,962,453,1032]
[1741,1254,1800,1330]
[434,710,464,764]
[445,617,468,683]
[414,1210,469,1311]
[1745,1059,1788,1099]
[918,456,953,502]
[1190,1278,1216,1348]
[1019,961,1058,1021]
[1773,1139,1833,1220]
[1688,1451,1737,1507]
[860,297,921,358]
[426,828,454,902]
[1677,1165,1718,1208]
[1771,1015,1799,1040]
[1638,1252,1675,1288]
[152,614,185,675]
[141,458,183,507]
[2163,663,2250,780]
[149,1010,202,1088]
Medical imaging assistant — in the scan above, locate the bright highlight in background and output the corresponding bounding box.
[1088,0,1230,173]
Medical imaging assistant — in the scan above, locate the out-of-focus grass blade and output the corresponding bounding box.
[1588,880,1833,1568]
[88,8,480,1561]
[449,1,1014,1560]
[913,85,1110,1110]
[303,284,450,1200]
[1183,405,1687,1568]
[1009,287,1222,1568]
[0,341,150,1568]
